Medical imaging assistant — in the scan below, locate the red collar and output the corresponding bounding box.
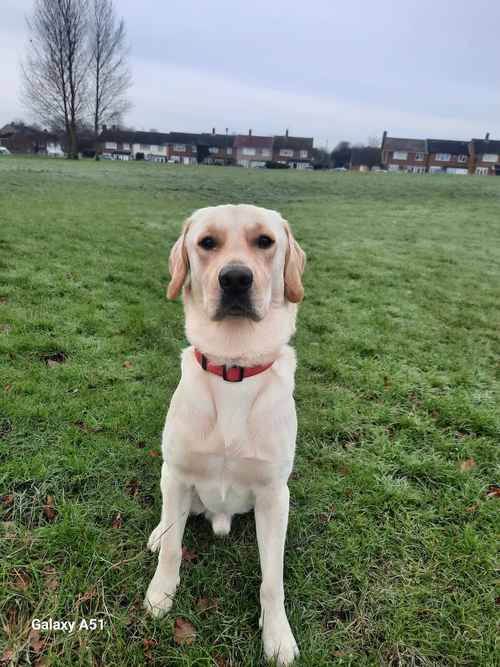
[194,349,273,383]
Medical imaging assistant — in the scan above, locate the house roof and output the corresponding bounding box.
[273,135,313,151]
[133,130,171,145]
[382,137,426,152]
[166,132,200,145]
[197,133,235,148]
[99,128,136,143]
[233,134,273,149]
[471,138,500,154]
[426,139,469,154]
[0,122,57,141]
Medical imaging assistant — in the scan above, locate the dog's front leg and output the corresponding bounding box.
[255,484,299,665]
[144,464,190,617]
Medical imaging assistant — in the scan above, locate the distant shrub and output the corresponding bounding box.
[266,161,289,169]
[135,152,144,160]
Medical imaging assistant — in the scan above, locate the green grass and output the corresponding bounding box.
[1,157,499,666]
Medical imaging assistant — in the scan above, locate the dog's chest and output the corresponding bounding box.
[164,373,296,494]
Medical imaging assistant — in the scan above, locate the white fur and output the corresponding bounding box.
[144,204,304,665]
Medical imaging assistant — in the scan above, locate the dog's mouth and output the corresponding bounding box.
[213,293,261,321]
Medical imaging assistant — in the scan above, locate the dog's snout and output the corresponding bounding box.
[219,265,253,292]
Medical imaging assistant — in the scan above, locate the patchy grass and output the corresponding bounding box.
[0,157,499,666]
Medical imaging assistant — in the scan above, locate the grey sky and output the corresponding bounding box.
[1,0,499,146]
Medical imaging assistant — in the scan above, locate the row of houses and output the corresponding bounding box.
[98,126,314,169]
[381,132,500,175]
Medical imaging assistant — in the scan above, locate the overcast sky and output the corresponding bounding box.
[1,0,499,146]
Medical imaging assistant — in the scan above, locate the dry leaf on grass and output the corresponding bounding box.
[143,638,158,660]
[11,568,30,591]
[173,618,196,645]
[111,512,123,528]
[76,587,97,604]
[1,494,14,506]
[28,628,45,653]
[465,503,479,513]
[4,384,13,393]
[148,449,161,458]
[125,479,140,497]
[43,496,57,522]
[195,597,218,613]
[459,458,476,472]
[486,484,500,498]
[182,547,198,563]
[0,648,14,664]
[123,360,133,369]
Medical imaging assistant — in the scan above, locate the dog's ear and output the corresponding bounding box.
[283,221,306,303]
[166,220,190,300]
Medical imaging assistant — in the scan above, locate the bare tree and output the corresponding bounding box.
[21,0,89,159]
[88,0,131,140]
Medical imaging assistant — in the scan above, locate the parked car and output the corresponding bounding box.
[0,146,11,155]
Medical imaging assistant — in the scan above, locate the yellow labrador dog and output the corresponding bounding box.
[144,204,305,665]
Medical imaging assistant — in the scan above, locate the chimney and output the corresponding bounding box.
[212,127,215,135]
[485,132,490,141]
[248,129,252,136]
[382,130,387,148]
[285,128,289,138]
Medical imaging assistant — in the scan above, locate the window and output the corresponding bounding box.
[122,143,130,150]
[415,152,424,161]
[457,154,468,163]
[226,147,232,155]
[242,147,256,156]
[261,148,271,157]
[476,167,489,175]
[299,150,308,159]
[208,147,219,154]
[105,142,117,149]
[173,144,186,152]
[482,153,498,162]
[280,149,293,157]
[393,151,408,160]
[435,153,451,161]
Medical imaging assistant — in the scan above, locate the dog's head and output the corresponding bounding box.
[166,204,305,322]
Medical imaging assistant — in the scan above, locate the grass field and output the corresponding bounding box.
[1,157,499,666]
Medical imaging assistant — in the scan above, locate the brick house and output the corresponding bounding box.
[234,131,273,167]
[272,131,313,169]
[164,132,198,164]
[469,135,500,175]
[425,139,469,174]
[0,122,63,156]
[381,133,427,172]
[197,129,235,165]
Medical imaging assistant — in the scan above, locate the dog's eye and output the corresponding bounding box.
[256,235,274,249]
[199,236,217,250]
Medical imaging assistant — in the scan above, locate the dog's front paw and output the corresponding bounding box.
[144,576,176,618]
[147,523,165,552]
[262,613,299,665]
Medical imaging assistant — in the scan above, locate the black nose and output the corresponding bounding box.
[219,265,253,292]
